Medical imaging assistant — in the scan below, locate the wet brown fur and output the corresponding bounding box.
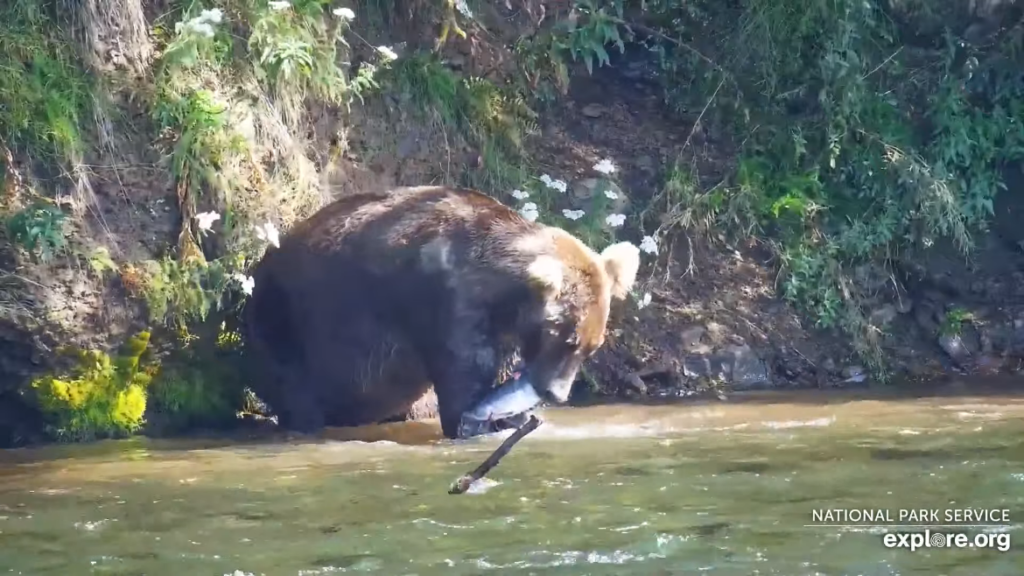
[242,185,637,437]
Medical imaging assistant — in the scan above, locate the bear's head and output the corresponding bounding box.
[519,229,641,404]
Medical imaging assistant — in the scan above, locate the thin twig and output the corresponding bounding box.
[448,414,542,495]
[680,76,725,153]
[861,47,903,81]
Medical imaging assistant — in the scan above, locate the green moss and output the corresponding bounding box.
[147,322,248,433]
[148,362,244,432]
[30,331,155,442]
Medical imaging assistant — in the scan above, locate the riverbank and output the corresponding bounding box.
[5,373,1022,456]
[1,0,1024,448]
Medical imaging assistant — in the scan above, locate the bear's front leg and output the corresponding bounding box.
[424,321,506,439]
[432,360,499,440]
[274,373,326,434]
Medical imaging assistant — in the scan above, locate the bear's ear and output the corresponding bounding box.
[600,242,640,300]
[526,255,564,296]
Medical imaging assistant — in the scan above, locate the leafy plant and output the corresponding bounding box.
[5,202,67,261]
[153,87,246,200]
[514,0,626,98]
[940,307,974,338]
[248,0,353,104]
[130,255,235,329]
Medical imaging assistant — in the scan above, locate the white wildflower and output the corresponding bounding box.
[511,189,530,201]
[637,292,652,309]
[195,211,220,231]
[176,8,223,38]
[593,158,617,175]
[639,235,659,255]
[536,172,569,192]
[455,0,473,18]
[192,22,215,38]
[519,202,539,222]
[604,189,619,200]
[199,8,223,24]
[377,45,398,61]
[540,175,567,193]
[332,7,355,20]
[562,209,585,221]
[254,221,281,248]
[232,274,256,296]
[605,213,626,228]
[268,1,291,10]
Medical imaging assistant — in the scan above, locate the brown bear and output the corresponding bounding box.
[242,185,640,439]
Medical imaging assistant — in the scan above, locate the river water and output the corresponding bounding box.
[1,384,1023,575]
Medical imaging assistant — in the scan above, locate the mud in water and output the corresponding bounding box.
[1,381,1023,575]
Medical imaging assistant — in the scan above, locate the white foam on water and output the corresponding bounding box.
[465,477,502,494]
[532,423,677,439]
[954,411,1004,421]
[462,418,794,443]
[762,416,836,429]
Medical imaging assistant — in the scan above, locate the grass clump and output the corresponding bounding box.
[382,53,538,191]
[0,0,91,270]
[0,0,92,166]
[123,256,237,330]
[30,331,155,442]
[137,0,385,330]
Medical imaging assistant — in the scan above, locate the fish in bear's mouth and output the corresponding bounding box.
[457,369,546,438]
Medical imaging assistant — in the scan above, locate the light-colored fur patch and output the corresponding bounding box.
[526,255,565,294]
[600,242,641,300]
[420,237,454,272]
[533,228,641,351]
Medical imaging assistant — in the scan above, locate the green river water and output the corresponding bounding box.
[1,384,1023,575]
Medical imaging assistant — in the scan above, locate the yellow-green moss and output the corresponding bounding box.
[30,331,155,442]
